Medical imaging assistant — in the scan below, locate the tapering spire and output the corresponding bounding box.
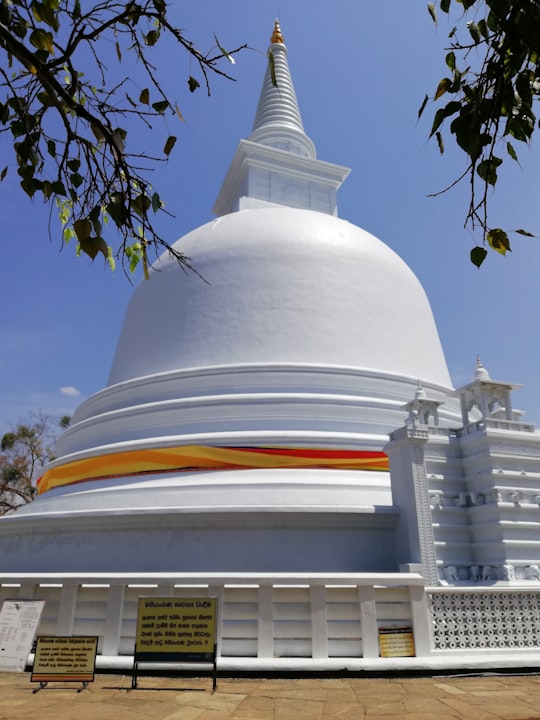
[213,22,350,217]
[249,20,316,158]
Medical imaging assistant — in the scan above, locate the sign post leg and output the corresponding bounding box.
[131,659,138,689]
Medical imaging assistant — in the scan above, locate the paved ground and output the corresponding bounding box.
[2,671,540,719]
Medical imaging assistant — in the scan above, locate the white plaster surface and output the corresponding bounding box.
[108,207,452,388]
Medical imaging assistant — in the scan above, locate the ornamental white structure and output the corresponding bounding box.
[2,22,540,672]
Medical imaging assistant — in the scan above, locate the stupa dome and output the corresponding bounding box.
[108,206,451,388]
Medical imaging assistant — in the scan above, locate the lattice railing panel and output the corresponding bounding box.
[430,591,540,649]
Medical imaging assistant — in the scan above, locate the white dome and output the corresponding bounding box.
[109,206,451,388]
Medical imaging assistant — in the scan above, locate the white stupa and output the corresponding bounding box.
[3,22,540,673]
[0,21,461,573]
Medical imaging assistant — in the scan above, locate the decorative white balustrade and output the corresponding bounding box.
[0,573,427,669]
[430,587,540,651]
[2,573,540,670]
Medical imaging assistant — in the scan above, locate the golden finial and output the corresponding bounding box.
[271,19,284,44]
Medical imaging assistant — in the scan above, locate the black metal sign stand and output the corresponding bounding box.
[131,644,218,692]
[33,680,90,694]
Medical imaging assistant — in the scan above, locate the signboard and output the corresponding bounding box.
[0,599,46,672]
[135,596,217,660]
[133,597,218,690]
[31,636,98,684]
[379,627,415,657]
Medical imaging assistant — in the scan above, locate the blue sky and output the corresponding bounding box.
[1,1,539,434]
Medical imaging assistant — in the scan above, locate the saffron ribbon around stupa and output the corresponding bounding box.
[37,446,389,494]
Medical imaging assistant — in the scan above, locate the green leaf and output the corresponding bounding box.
[74,218,92,242]
[151,192,161,212]
[46,139,56,157]
[115,41,122,61]
[436,131,444,154]
[470,246,487,268]
[188,76,200,93]
[440,0,451,12]
[67,158,80,172]
[267,50,277,88]
[477,18,489,38]
[0,166,7,181]
[477,156,502,186]
[430,100,461,136]
[90,123,105,141]
[434,77,452,100]
[131,193,151,216]
[213,33,236,64]
[418,94,429,120]
[163,136,176,156]
[145,29,159,46]
[152,100,169,113]
[467,21,481,44]
[37,91,56,107]
[106,195,127,227]
[445,52,456,71]
[427,3,437,24]
[51,180,66,195]
[79,235,108,261]
[106,246,116,272]
[29,28,54,54]
[70,172,84,188]
[506,141,518,161]
[31,1,60,31]
[41,180,52,199]
[515,229,536,237]
[487,228,511,256]
[20,179,38,198]
[139,88,150,105]
[450,107,482,160]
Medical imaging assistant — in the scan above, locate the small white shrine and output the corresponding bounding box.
[2,23,540,672]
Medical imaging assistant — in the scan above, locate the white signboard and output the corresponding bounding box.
[0,600,46,672]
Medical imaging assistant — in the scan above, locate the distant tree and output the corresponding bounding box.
[0,413,69,514]
[0,1,245,275]
[424,1,539,266]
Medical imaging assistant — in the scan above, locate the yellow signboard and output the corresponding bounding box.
[379,627,416,658]
[31,636,98,683]
[135,597,217,658]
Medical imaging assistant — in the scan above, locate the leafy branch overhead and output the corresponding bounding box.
[424,0,539,267]
[0,0,246,274]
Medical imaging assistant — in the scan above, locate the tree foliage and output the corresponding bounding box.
[424,0,539,267]
[0,1,245,274]
[0,413,69,514]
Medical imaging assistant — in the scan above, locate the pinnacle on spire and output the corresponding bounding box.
[270,19,284,44]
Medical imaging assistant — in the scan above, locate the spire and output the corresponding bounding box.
[248,20,316,159]
[213,22,350,217]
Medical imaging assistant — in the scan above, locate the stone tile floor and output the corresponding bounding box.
[1,672,540,719]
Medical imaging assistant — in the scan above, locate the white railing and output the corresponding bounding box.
[0,572,429,668]
[4,573,540,670]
